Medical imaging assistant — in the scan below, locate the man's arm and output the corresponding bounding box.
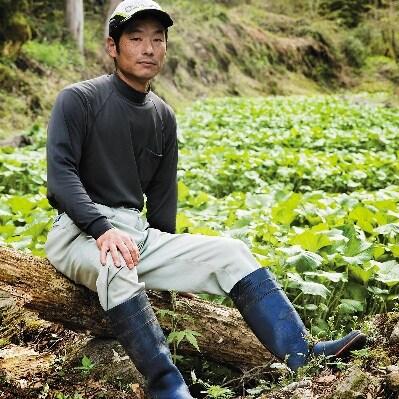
[47,87,111,237]
[145,111,178,233]
[46,87,139,268]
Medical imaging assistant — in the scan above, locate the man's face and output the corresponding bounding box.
[108,17,167,92]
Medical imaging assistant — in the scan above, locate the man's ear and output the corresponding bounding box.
[108,36,117,58]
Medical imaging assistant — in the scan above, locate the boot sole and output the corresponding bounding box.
[334,331,367,358]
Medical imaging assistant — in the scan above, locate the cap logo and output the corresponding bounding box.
[125,4,160,13]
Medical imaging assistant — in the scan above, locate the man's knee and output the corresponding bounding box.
[96,261,145,310]
[219,237,251,258]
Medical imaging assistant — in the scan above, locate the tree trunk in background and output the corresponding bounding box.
[64,0,84,54]
[0,245,273,370]
[102,0,120,70]
[104,0,121,40]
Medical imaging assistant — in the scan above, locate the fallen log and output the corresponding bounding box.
[0,134,33,148]
[0,245,272,369]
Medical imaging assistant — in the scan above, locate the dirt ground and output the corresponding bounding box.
[1,301,399,399]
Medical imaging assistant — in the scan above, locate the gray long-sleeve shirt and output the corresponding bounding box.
[46,72,178,239]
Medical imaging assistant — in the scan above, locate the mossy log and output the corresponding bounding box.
[0,245,272,369]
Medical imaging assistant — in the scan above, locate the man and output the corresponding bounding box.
[45,1,366,398]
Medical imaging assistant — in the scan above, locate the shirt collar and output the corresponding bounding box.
[112,71,150,104]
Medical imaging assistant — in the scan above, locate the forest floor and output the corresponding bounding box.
[1,291,399,399]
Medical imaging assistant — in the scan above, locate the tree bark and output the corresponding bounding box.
[104,0,121,40]
[64,0,84,54]
[102,0,120,71]
[0,246,272,369]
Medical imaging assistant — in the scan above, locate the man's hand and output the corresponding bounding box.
[96,228,139,269]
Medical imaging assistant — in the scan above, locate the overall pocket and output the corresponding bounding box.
[50,212,79,233]
[137,148,162,192]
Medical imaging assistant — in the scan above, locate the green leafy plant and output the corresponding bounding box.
[74,355,96,375]
[2,94,399,338]
[22,39,84,68]
[191,371,235,399]
[157,291,202,364]
[73,356,96,396]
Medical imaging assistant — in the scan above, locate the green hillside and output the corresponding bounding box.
[0,0,398,135]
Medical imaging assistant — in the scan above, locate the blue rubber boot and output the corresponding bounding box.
[229,268,366,372]
[106,291,193,399]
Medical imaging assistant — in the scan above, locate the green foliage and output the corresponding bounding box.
[0,125,55,255]
[191,371,235,399]
[22,39,84,68]
[178,96,399,196]
[74,355,96,375]
[167,329,202,352]
[176,95,399,334]
[0,61,27,94]
[0,0,31,58]
[340,35,366,67]
[319,0,372,28]
[28,0,64,40]
[157,291,202,363]
[54,391,84,399]
[71,356,96,397]
[2,95,399,337]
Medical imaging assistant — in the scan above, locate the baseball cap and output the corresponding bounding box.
[109,0,173,35]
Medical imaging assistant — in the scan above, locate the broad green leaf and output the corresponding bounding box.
[290,230,331,252]
[0,224,16,238]
[343,235,373,257]
[271,193,301,225]
[184,330,202,352]
[342,249,374,265]
[277,245,303,257]
[187,192,212,207]
[375,223,399,237]
[167,331,186,347]
[348,263,379,283]
[176,213,193,233]
[8,196,36,214]
[373,244,385,259]
[0,208,13,223]
[189,227,219,236]
[304,271,347,283]
[15,220,50,240]
[177,181,190,201]
[389,244,399,257]
[357,220,374,234]
[285,250,323,272]
[373,260,399,287]
[344,282,369,302]
[287,272,330,298]
[349,206,374,222]
[367,286,389,297]
[271,207,297,225]
[6,236,32,251]
[312,223,330,232]
[337,299,364,314]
